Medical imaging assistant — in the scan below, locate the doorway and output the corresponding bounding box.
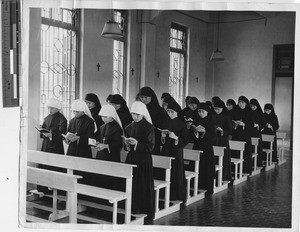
[272,44,294,150]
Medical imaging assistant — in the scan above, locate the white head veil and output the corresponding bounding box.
[99,104,123,130]
[130,101,152,124]
[71,99,97,132]
[46,98,61,110]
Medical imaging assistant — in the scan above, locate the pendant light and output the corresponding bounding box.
[101,9,123,39]
[210,13,225,61]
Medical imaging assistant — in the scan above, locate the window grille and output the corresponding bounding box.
[40,8,78,123]
[169,23,187,107]
[112,10,126,95]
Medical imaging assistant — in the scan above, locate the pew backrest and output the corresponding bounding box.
[183,149,202,161]
[261,134,275,143]
[213,146,226,157]
[251,137,259,146]
[152,155,173,170]
[27,166,80,192]
[27,149,135,179]
[229,140,246,151]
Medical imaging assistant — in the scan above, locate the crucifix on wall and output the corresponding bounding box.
[97,63,101,72]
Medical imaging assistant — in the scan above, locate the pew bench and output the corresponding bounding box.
[152,155,181,220]
[276,132,287,165]
[213,146,229,193]
[229,140,249,185]
[261,134,276,171]
[27,149,144,225]
[250,137,263,177]
[26,166,80,223]
[183,148,206,206]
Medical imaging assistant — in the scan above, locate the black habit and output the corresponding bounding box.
[161,117,188,202]
[125,118,155,220]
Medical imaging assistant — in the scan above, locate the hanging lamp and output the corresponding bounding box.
[210,13,225,61]
[101,9,123,39]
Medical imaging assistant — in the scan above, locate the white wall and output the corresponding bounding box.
[212,12,295,106]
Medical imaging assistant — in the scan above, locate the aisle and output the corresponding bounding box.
[153,149,292,228]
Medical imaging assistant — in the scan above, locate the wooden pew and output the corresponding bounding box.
[261,134,276,171]
[213,146,229,193]
[229,140,249,185]
[276,132,287,165]
[183,149,206,206]
[250,137,263,176]
[26,166,80,223]
[27,149,143,225]
[152,155,181,220]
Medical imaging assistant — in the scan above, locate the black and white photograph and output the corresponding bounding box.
[0,0,299,232]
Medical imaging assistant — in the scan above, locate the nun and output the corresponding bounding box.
[231,96,253,176]
[160,98,188,202]
[124,101,155,221]
[261,103,279,163]
[91,104,124,192]
[37,98,67,193]
[138,86,168,155]
[66,99,96,159]
[109,94,133,130]
[213,99,233,183]
[95,104,123,162]
[249,98,265,167]
[85,93,104,138]
[192,102,217,195]
[226,98,237,122]
[40,98,67,155]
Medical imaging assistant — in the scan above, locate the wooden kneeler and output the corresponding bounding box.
[183,149,206,206]
[213,146,229,193]
[152,155,181,220]
[229,140,249,185]
[250,137,263,176]
[261,134,276,171]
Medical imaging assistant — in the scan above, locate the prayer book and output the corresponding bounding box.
[35,127,50,134]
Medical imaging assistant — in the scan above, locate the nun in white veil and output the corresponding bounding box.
[65,99,95,159]
[95,104,123,162]
[124,101,155,221]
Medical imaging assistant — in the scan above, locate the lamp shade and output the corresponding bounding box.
[101,20,123,39]
[210,49,225,61]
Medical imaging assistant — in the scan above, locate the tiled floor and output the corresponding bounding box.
[152,149,293,228]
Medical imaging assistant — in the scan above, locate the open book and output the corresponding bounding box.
[122,136,137,144]
[157,128,170,134]
[61,132,77,141]
[88,138,98,147]
[35,127,50,134]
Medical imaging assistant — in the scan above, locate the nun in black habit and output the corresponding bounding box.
[92,104,124,192]
[124,101,155,220]
[40,98,67,155]
[160,98,188,202]
[261,103,279,163]
[249,98,265,167]
[138,86,168,155]
[213,99,233,182]
[226,99,237,121]
[231,96,254,175]
[192,102,217,195]
[96,104,123,162]
[66,99,96,159]
[37,98,67,193]
[85,93,104,138]
[110,94,133,130]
